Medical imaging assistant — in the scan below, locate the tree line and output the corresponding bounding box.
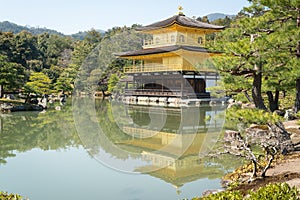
[0,26,142,99]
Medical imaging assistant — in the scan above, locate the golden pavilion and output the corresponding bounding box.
[117,7,224,104]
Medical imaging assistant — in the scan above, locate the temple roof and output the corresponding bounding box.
[116,45,211,58]
[135,163,225,187]
[136,14,225,32]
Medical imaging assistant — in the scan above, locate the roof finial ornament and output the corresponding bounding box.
[177,6,184,15]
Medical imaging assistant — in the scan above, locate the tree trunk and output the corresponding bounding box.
[252,71,267,110]
[266,90,279,112]
[294,11,300,111]
[261,152,275,178]
[297,41,300,58]
[244,90,253,103]
[297,10,300,57]
[251,159,258,179]
[295,78,300,113]
[0,84,3,98]
[101,90,106,99]
[0,118,3,133]
[25,93,31,104]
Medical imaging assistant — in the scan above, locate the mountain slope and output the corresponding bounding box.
[0,21,105,39]
[206,13,235,21]
[0,21,64,35]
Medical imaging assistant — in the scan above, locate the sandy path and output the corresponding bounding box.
[266,120,300,189]
[266,157,300,188]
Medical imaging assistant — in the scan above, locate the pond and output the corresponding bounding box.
[0,99,241,200]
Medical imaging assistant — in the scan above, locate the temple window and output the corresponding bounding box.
[170,35,175,43]
[198,37,203,44]
[155,37,160,44]
[179,35,185,43]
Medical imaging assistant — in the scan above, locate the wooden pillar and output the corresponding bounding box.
[295,78,300,112]
[161,74,164,93]
[0,118,3,133]
[181,76,184,97]
[141,60,144,72]
[193,72,196,92]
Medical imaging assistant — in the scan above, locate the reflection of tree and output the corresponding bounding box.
[0,101,79,164]
[73,98,139,160]
[130,109,151,127]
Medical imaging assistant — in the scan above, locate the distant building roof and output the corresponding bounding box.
[136,14,225,31]
[116,45,213,58]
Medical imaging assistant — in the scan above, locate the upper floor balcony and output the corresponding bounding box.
[124,64,195,73]
[143,35,205,49]
[123,63,216,74]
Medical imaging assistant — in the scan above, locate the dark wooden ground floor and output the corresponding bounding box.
[123,71,219,99]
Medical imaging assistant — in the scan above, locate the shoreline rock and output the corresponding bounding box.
[1,103,44,112]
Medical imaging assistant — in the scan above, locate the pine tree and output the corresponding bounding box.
[0,55,24,97]
[211,0,300,111]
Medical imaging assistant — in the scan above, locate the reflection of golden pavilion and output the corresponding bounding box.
[117,104,226,187]
[117,7,224,103]
[137,152,224,188]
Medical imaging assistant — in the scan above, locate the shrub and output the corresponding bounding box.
[225,107,282,129]
[192,190,243,200]
[0,191,23,200]
[192,183,299,200]
[249,183,299,200]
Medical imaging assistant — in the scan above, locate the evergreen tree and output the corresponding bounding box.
[24,72,51,97]
[211,0,300,111]
[0,55,24,97]
[54,72,73,93]
[12,31,40,68]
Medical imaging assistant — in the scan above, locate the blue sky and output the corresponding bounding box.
[0,0,250,34]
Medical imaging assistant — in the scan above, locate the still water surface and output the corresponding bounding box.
[0,99,239,200]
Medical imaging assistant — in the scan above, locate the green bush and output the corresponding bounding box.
[192,190,243,200]
[234,92,249,103]
[0,191,23,200]
[192,183,299,200]
[225,107,282,130]
[249,183,299,200]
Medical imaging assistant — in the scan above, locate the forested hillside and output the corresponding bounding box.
[0,21,64,36]
[0,21,107,39]
[0,13,227,38]
[0,26,145,98]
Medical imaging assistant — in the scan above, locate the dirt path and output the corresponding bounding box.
[266,120,300,189]
[222,120,300,195]
[266,156,300,189]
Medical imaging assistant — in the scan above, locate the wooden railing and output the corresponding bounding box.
[124,64,196,73]
[143,39,176,48]
[143,39,203,49]
[123,89,203,98]
[124,89,183,97]
[123,126,165,139]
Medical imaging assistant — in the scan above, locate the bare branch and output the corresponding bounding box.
[261,148,275,178]
[226,69,254,76]
[257,29,275,34]
[269,16,294,24]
